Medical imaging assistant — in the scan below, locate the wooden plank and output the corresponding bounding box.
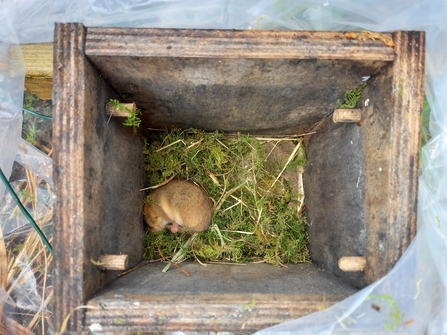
[85,28,393,135]
[86,28,395,61]
[363,31,424,283]
[21,43,53,78]
[304,31,424,286]
[85,56,388,135]
[53,23,88,333]
[24,77,52,100]
[84,261,357,332]
[16,30,396,100]
[53,22,147,333]
[304,116,369,288]
[85,293,343,332]
[85,29,392,135]
[21,43,53,99]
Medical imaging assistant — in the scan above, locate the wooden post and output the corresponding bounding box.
[338,256,367,272]
[332,108,362,123]
[98,254,129,271]
[106,102,136,117]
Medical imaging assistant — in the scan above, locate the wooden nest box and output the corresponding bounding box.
[53,23,424,333]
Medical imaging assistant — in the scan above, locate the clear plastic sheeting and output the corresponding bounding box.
[0,178,53,239]
[0,9,24,200]
[0,288,19,334]
[15,139,53,184]
[0,1,445,334]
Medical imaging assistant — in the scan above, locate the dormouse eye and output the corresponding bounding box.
[144,216,158,223]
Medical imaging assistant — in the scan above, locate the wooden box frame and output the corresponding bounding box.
[53,24,424,333]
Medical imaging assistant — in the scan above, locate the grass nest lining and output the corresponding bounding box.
[143,128,311,267]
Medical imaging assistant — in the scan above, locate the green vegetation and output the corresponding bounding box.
[336,83,367,109]
[20,189,36,203]
[366,294,403,331]
[421,96,432,147]
[25,124,39,145]
[109,99,142,134]
[22,91,53,153]
[142,128,310,266]
[24,93,37,110]
[420,96,433,175]
[12,243,25,253]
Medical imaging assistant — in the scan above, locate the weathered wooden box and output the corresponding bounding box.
[53,23,424,333]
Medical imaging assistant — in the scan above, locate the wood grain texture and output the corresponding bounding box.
[53,23,146,333]
[363,31,424,283]
[86,28,395,61]
[21,43,53,77]
[24,77,53,100]
[84,261,357,332]
[301,32,424,287]
[85,28,394,134]
[21,43,53,99]
[85,293,342,332]
[53,22,88,333]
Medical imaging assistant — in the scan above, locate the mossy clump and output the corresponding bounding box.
[142,128,311,266]
[109,99,142,134]
[336,83,366,109]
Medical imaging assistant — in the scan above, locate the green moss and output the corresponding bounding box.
[336,83,367,109]
[110,99,142,134]
[143,129,310,266]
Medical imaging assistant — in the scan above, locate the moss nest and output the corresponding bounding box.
[142,128,311,267]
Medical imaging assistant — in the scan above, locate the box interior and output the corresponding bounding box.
[85,53,393,295]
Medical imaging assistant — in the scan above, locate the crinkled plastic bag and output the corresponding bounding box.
[0,1,446,334]
[0,9,24,200]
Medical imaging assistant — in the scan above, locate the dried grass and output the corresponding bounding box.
[0,89,55,333]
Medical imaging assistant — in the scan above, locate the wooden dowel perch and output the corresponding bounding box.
[332,108,362,123]
[338,256,367,272]
[106,102,136,117]
[98,254,129,271]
